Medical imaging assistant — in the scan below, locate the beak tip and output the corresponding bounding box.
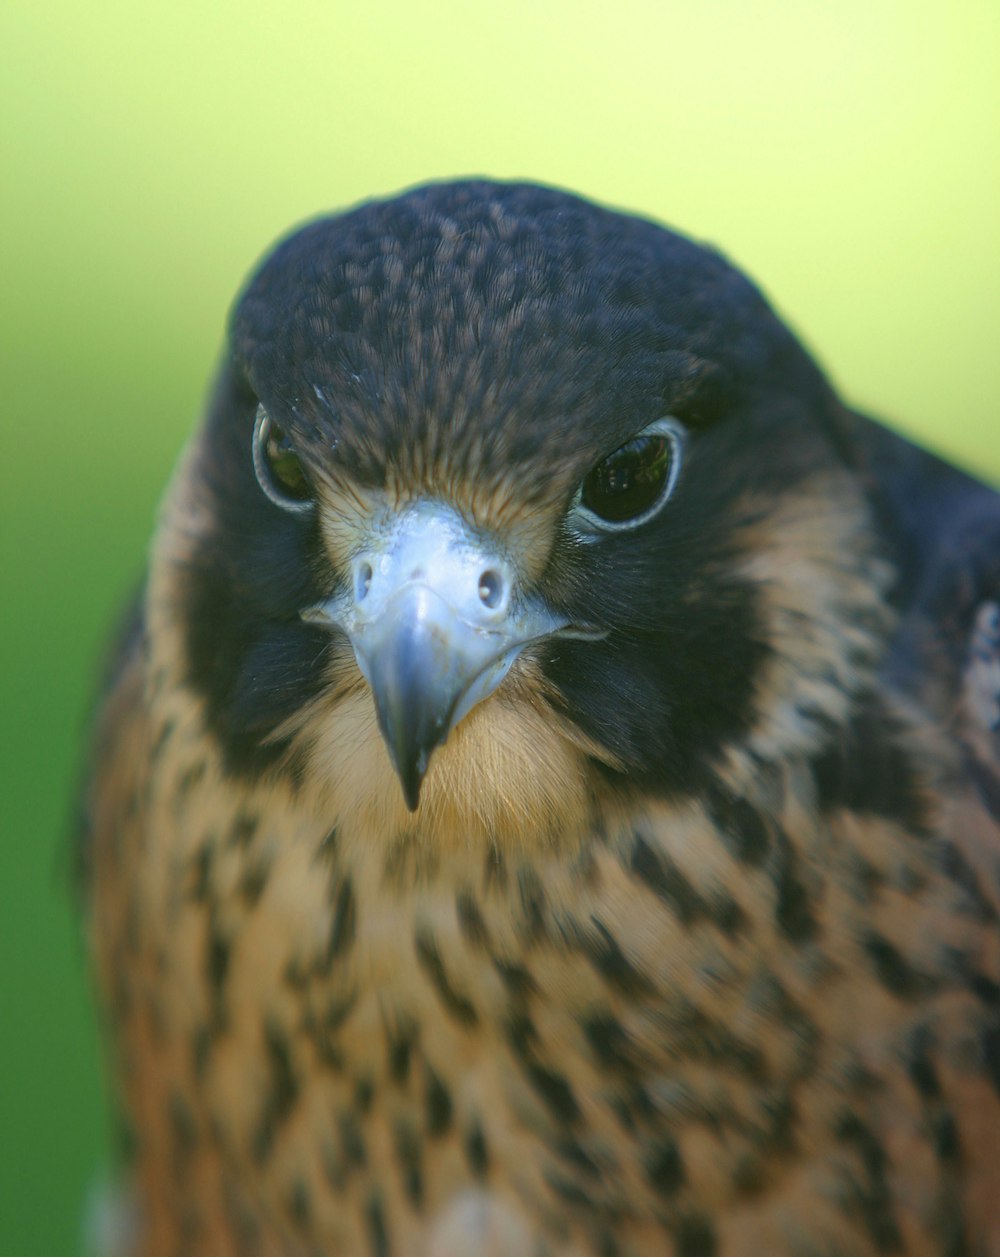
[370,687,442,811]
[392,748,429,813]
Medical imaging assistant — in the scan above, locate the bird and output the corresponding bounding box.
[79,180,1000,1257]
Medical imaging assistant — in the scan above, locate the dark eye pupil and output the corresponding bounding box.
[263,421,310,500]
[581,434,671,523]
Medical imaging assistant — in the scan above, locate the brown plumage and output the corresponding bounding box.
[81,181,1000,1256]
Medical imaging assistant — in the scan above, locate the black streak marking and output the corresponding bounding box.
[190,844,213,902]
[326,876,356,964]
[970,973,1000,1005]
[394,1120,424,1208]
[772,829,817,943]
[712,892,748,935]
[355,1076,375,1113]
[967,754,1000,826]
[456,891,490,948]
[516,865,548,940]
[506,1011,538,1060]
[732,1152,768,1197]
[662,1000,768,1079]
[907,1027,941,1099]
[762,1091,797,1154]
[205,921,231,1014]
[982,1020,1000,1096]
[367,1192,390,1257]
[811,699,930,832]
[283,957,310,992]
[545,1170,594,1209]
[149,718,175,765]
[176,761,207,799]
[552,1134,600,1176]
[287,1179,310,1228]
[864,932,932,1000]
[414,930,478,1026]
[674,1213,718,1257]
[609,1096,634,1133]
[583,1013,640,1076]
[483,848,507,891]
[504,1012,580,1121]
[934,1113,960,1161]
[386,1017,417,1083]
[705,788,771,866]
[493,956,537,997]
[939,840,998,923]
[340,1110,367,1168]
[578,917,654,997]
[317,825,339,861]
[253,1025,299,1163]
[325,991,359,1033]
[424,1066,453,1136]
[527,1063,580,1124]
[835,1113,903,1252]
[630,835,706,925]
[307,1005,345,1071]
[239,858,270,906]
[192,1024,211,1079]
[597,1230,620,1257]
[644,1136,685,1198]
[464,1121,489,1177]
[228,812,259,848]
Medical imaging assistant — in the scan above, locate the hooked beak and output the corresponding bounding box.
[302,501,598,810]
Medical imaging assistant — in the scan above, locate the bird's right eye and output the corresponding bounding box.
[252,404,314,512]
[570,417,685,536]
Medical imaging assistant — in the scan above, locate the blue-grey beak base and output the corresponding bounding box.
[302,501,577,809]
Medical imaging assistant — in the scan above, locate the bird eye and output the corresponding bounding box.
[252,404,313,512]
[574,417,685,532]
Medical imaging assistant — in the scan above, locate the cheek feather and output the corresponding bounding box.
[720,470,896,789]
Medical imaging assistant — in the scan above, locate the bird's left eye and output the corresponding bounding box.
[573,417,685,533]
[252,404,314,512]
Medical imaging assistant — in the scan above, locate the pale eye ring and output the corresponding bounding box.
[570,416,686,536]
[252,404,314,513]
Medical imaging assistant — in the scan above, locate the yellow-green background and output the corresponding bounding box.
[2,1,997,1251]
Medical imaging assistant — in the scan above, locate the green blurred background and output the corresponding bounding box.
[2,1,997,1251]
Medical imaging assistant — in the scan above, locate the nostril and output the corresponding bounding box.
[356,561,373,602]
[478,568,504,609]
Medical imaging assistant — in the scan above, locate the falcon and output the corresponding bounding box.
[80,180,1000,1257]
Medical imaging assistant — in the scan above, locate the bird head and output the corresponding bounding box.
[153,181,892,848]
